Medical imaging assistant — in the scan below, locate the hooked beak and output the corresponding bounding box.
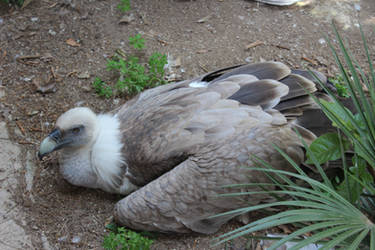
[38,128,63,160]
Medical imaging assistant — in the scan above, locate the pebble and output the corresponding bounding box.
[71,236,81,244]
[77,71,90,79]
[0,18,3,25]
[21,77,32,82]
[75,101,85,106]
[31,17,39,22]
[318,38,326,45]
[113,99,120,106]
[354,3,361,11]
[27,110,39,116]
[48,29,57,36]
[245,56,253,63]
[118,13,135,24]
[57,236,68,242]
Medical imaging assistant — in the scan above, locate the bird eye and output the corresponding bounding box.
[72,127,81,134]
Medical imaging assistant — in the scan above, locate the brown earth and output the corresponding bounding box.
[0,0,375,249]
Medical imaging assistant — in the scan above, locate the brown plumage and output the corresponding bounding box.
[38,62,330,234]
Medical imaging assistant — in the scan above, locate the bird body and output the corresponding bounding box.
[39,62,327,234]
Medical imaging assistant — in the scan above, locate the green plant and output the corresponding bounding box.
[94,34,167,97]
[148,52,168,85]
[329,74,350,97]
[118,0,130,12]
[1,0,24,6]
[103,225,153,250]
[129,34,145,50]
[214,23,375,249]
[92,77,113,98]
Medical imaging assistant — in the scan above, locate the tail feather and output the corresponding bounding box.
[280,74,316,101]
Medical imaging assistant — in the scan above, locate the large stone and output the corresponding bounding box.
[0,121,33,249]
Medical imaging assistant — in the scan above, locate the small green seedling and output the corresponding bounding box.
[329,74,349,98]
[92,77,113,98]
[129,34,145,50]
[148,52,168,85]
[103,225,153,250]
[118,0,130,12]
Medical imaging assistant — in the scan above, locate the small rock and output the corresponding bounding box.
[28,111,39,116]
[318,38,326,45]
[113,99,120,106]
[33,78,57,94]
[197,14,212,23]
[41,53,53,62]
[21,77,32,82]
[75,101,85,106]
[81,85,91,92]
[0,18,3,25]
[48,29,56,36]
[354,3,361,11]
[31,17,39,22]
[57,236,68,242]
[245,56,253,63]
[77,71,90,79]
[71,236,81,244]
[119,13,135,24]
[238,15,245,20]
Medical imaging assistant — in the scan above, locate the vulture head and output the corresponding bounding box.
[39,107,98,158]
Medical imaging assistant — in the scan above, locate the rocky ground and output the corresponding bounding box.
[0,0,374,249]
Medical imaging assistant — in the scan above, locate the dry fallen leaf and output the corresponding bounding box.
[33,77,57,94]
[66,38,80,47]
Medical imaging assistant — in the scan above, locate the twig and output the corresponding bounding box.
[67,71,78,77]
[16,54,41,60]
[15,121,26,136]
[199,63,209,72]
[50,66,56,79]
[301,56,318,65]
[29,127,43,132]
[272,44,290,50]
[245,40,264,50]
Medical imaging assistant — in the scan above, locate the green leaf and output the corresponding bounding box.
[117,0,130,12]
[306,132,350,164]
[320,99,355,130]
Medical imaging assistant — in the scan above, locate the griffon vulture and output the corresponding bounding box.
[39,62,330,234]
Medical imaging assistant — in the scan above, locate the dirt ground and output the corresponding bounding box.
[0,0,375,249]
